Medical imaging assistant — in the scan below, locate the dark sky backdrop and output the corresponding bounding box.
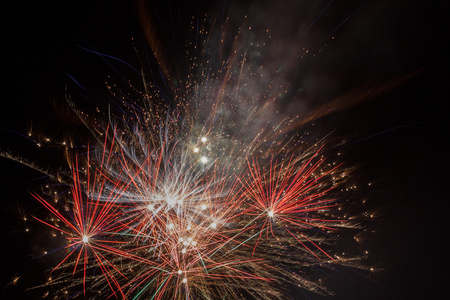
[1,0,448,299]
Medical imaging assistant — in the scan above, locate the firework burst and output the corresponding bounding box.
[3,4,372,300]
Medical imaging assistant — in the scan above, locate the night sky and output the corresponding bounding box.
[1,0,448,299]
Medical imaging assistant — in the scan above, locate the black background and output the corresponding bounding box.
[1,0,448,299]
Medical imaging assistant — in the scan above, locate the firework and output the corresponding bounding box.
[6,5,370,300]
